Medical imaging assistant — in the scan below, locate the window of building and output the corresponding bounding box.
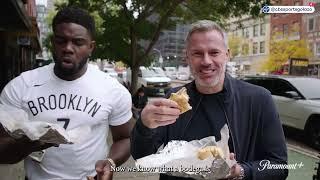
[291,21,300,37]
[253,42,258,54]
[316,42,320,57]
[253,25,259,37]
[308,18,315,32]
[260,41,265,54]
[260,24,266,36]
[272,26,279,36]
[283,24,289,37]
[309,43,314,55]
[241,43,249,56]
[245,28,250,38]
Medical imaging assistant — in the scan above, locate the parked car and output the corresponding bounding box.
[103,67,118,78]
[241,75,320,150]
[164,67,177,79]
[177,66,191,81]
[176,71,190,81]
[126,66,171,97]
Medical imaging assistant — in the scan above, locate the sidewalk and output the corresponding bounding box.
[0,162,24,180]
[0,126,158,180]
[0,157,158,180]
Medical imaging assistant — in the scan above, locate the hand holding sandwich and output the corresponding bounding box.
[141,88,192,129]
[140,98,181,129]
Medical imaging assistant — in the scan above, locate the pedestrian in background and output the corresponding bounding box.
[0,6,132,180]
[132,87,148,120]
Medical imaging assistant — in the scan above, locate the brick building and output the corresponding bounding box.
[270,0,304,40]
[303,0,320,77]
[226,15,271,74]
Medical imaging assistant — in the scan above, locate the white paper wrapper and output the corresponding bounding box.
[0,104,90,144]
[136,124,236,179]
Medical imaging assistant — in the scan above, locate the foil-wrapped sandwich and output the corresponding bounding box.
[197,146,224,160]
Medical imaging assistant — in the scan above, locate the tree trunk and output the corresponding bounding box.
[131,64,139,94]
[130,27,139,94]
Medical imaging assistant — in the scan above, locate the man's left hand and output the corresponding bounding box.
[224,153,242,179]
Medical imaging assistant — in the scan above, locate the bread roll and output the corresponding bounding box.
[197,146,224,160]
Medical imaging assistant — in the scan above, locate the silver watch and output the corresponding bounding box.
[232,164,245,180]
[238,164,245,179]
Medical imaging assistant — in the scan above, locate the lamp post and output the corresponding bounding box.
[153,48,163,68]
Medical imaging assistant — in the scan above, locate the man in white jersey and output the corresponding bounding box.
[0,6,133,180]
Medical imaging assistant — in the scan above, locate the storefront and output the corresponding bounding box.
[0,0,40,91]
[308,62,320,78]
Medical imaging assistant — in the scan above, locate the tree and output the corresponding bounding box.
[228,34,249,58]
[52,0,268,93]
[262,34,312,72]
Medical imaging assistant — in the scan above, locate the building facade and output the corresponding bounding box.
[270,0,304,40]
[47,0,55,10]
[154,23,190,67]
[36,4,51,60]
[0,0,41,91]
[302,0,320,77]
[226,15,271,75]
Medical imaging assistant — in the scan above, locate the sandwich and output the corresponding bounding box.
[197,146,224,160]
[169,87,192,114]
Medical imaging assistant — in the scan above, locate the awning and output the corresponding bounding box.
[0,0,32,31]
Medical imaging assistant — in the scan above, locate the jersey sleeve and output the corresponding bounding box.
[0,75,26,108]
[108,86,132,126]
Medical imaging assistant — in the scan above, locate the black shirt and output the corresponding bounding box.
[184,91,227,142]
[132,94,148,109]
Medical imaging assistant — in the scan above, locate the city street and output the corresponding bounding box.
[1,0,320,179]
[1,80,318,180]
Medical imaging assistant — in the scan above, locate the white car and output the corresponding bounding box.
[103,67,118,78]
[164,67,177,79]
[176,72,190,81]
[126,66,171,96]
[242,75,320,150]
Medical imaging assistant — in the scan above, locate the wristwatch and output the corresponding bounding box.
[238,164,245,179]
[232,164,245,180]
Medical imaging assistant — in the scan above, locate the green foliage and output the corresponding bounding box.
[228,35,243,58]
[43,32,53,53]
[48,0,268,92]
[262,35,312,72]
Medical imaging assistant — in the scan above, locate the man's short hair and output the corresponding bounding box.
[52,6,95,38]
[186,20,228,48]
[137,87,145,94]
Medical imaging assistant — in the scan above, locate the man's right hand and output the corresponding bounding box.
[140,98,181,129]
[19,136,56,153]
[0,125,55,164]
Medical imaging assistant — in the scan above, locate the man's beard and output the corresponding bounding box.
[53,53,89,76]
[192,62,226,90]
